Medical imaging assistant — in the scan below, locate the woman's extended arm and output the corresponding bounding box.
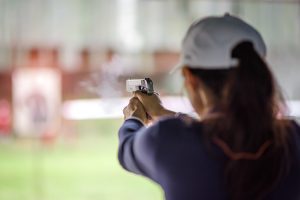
[118,97,162,182]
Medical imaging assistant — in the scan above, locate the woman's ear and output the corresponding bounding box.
[182,67,199,90]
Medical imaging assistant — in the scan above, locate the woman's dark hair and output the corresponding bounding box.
[188,41,291,200]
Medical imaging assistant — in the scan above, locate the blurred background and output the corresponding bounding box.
[0,0,300,200]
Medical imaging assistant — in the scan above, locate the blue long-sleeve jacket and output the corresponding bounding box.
[118,116,300,200]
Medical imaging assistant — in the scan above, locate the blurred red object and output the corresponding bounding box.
[0,99,11,135]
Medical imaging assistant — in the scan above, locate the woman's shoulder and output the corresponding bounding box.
[288,119,300,145]
[134,115,201,157]
[157,113,200,126]
[291,119,300,132]
[152,113,203,138]
[281,118,300,139]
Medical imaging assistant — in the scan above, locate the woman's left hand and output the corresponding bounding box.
[123,97,148,124]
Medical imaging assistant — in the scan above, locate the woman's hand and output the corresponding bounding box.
[134,91,176,120]
[123,97,148,124]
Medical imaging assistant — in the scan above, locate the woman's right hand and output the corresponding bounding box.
[134,91,176,120]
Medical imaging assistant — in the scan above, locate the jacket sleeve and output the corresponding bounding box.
[118,118,161,182]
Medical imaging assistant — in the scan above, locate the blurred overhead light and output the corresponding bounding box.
[117,0,143,52]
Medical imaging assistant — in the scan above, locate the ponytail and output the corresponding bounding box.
[224,41,276,150]
[189,41,291,200]
[220,41,291,200]
[229,41,274,127]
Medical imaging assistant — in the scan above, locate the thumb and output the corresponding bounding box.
[133,91,145,100]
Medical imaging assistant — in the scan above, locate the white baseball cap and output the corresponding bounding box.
[172,13,266,72]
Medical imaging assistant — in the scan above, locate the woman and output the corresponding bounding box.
[118,14,300,200]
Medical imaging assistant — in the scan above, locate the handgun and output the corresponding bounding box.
[126,78,154,95]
